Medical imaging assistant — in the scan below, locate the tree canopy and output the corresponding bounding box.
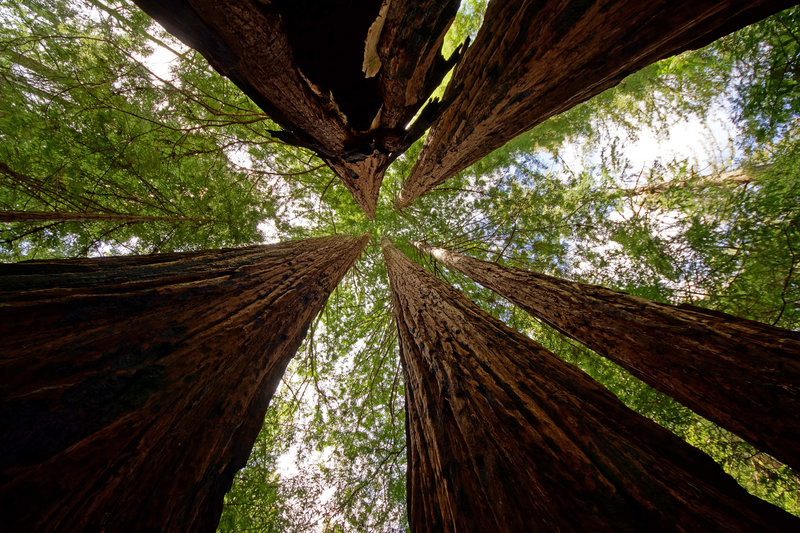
[1,1,799,531]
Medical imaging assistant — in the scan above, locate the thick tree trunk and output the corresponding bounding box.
[412,242,800,473]
[397,0,794,208]
[0,209,212,223]
[132,0,460,219]
[0,235,368,532]
[383,239,799,532]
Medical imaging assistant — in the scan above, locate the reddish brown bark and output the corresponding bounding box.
[373,0,464,135]
[412,242,800,473]
[383,238,799,532]
[132,0,460,219]
[0,209,212,223]
[0,235,368,532]
[397,0,795,208]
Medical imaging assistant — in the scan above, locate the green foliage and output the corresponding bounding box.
[0,0,287,258]
[219,260,407,532]
[2,1,800,531]
[718,8,800,145]
[218,401,291,533]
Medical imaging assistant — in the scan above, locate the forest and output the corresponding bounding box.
[1,0,799,531]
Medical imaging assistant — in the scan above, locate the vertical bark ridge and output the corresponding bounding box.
[396,0,795,208]
[412,241,800,472]
[0,234,369,532]
[383,238,799,532]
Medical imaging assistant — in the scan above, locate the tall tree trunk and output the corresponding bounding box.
[397,0,794,208]
[0,235,369,532]
[132,0,461,219]
[411,241,800,472]
[383,238,799,532]
[0,209,213,224]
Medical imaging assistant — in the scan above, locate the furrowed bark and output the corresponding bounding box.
[0,210,213,224]
[397,0,795,208]
[323,154,392,221]
[412,242,800,472]
[0,234,369,532]
[383,238,799,532]
[131,0,462,219]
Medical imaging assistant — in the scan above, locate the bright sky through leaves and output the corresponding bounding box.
[1,0,799,531]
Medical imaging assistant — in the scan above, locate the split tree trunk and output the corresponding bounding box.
[0,235,369,532]
[0,209,212,224]
[412,242,800,472]
[373,0,465,136]
[383,238,799,532]
[132,0,461,219]
[397,0,794,208]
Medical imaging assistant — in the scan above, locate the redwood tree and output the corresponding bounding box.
[383,238,799,532]
[0,234,368,532]
[132,0,462,218]
[397,0,795,208]
[411,241,800,473]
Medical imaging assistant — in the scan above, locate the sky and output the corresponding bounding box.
[129,4,772,529]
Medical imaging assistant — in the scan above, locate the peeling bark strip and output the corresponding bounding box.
[0,235,369,532]
[374,0,463,136]
[397,0,795,208]
[132,0,460,219]
[382,239,799,532]
[412,242,800,473]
